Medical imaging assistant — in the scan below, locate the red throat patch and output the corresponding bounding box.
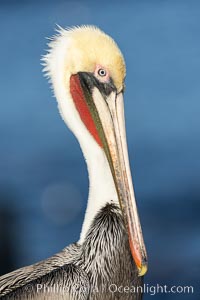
[70,74,103,147]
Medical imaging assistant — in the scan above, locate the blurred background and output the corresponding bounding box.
[0,0,199,299]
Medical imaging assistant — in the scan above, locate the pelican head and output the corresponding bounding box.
[43,25,147,276]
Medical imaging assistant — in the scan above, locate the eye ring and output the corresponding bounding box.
[98,68,107,77]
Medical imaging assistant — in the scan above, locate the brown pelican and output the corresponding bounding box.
[0,25,147,300]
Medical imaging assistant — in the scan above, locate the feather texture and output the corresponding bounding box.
[0,204,142,300]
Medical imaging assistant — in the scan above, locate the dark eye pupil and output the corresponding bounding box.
[98,69,106,76]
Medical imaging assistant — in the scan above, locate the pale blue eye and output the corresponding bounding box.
[98,68,106,77]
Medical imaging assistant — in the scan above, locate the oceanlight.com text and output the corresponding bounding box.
[35,283,194,296]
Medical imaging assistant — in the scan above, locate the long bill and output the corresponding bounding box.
[72,73,148,276]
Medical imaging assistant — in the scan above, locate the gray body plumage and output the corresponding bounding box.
[0,204,143,300]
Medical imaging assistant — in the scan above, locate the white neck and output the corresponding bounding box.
[55,86,118,245]
[79,141,119,244]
